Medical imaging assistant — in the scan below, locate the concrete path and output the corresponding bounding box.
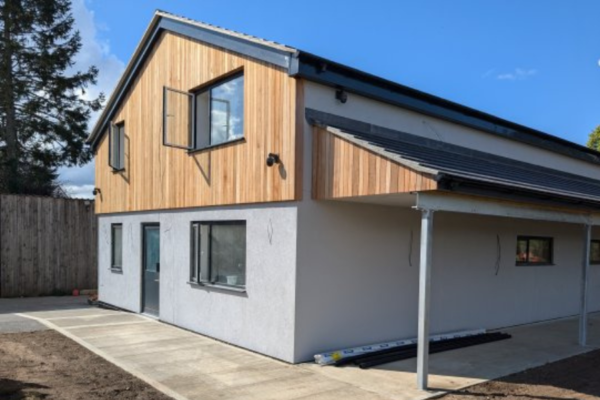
[2,297,600,400]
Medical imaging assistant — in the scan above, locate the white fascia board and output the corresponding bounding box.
[415,192,596,225]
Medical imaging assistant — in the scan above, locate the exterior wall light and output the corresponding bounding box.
[335,88,348,103]
[266,153,280,167]
[93,187,101,196]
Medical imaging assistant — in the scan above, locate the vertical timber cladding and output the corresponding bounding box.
[94,31,300,214]
[312,127,438,199]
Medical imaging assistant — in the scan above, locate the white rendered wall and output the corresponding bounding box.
[294,200,600,362]
[304,81,600,178]
[98,204,298,362]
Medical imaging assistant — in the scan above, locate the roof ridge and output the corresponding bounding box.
[154,10,297,53]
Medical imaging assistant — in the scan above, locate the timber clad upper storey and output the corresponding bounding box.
[93,30,300,214]
[89,10,600,215]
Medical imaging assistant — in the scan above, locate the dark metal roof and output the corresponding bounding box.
[307,109,600,209]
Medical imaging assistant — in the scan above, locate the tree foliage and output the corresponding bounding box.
[587,125,600,152]
[0,0,103,196]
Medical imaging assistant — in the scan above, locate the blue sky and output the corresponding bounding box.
[62,0,600,197]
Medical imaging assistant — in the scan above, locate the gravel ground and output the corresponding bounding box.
[0,330,172,400]
[441,348,600,400]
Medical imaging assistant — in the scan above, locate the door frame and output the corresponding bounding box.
[140,222,160,317]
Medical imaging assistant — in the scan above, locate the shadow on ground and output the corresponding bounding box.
[0,378,49,399]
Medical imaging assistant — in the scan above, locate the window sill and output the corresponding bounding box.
[516,263,555,267]
[111,167,125,174]
[187,281,246,293]
[187,138,245,154]
[109,267,123,273]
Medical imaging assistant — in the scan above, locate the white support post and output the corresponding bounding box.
[580,224,592,346]
[417,209,434,391]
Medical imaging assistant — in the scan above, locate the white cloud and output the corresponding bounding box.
[496,68,538,81]
[59,0,125,196]
[63,184,95,199]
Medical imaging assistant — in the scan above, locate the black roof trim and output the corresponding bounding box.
[296,52,600,166]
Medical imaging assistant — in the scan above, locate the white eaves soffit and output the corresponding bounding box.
[415,192,600,226]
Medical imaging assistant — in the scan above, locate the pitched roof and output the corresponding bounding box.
[307,109,600,209]
[87,10,600,168]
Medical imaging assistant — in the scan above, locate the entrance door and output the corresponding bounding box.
[142,224,160,316]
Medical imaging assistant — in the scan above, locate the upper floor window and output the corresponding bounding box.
[163,72,244,151]
[516,236,553,266]
[194,73,244,149]
[109,122,125,171]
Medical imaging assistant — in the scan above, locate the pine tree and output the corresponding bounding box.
[0,0,103,196]
[587,126,600,152]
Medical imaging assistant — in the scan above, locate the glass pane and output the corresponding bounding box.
[110,126,119,168]
[210,75,244,145]
[199,224,210,283]
[190,224,199,282]
[164,88,192,148]
[112,225,122,268]
[516,239,528,263]
[591,241,600,263]
[528,239,551,264]
[118,125,125,169]
[210,223,246,287]
[145,227,160,272]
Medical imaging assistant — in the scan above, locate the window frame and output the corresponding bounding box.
[108,121,125,171]
[111,223,123,272]
[591,240,600,265]
[190,71,245,151]
[515,235,554,266]
[162,86,194,150]
[189,220,247,292]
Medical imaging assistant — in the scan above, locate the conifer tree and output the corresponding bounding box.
[0,0,103,196]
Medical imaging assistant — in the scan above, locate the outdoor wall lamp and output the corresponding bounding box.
[92,187,101,196]
[266,153,280,167]
[335,88,348,104]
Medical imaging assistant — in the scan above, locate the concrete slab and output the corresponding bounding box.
[10,298,600,400]
[0,313,47,333]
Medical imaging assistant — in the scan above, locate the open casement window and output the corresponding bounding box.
[108,122,125,171]
[190,221,246,289]
[163,87,194,149]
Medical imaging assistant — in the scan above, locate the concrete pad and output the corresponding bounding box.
[0,313,47,333]
[13,299,600,400]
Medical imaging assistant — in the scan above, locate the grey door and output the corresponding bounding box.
[142,224,160,316]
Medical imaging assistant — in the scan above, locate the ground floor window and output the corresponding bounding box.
[111,224,123,271]
[591,240,600,264]
[516,236,553,266]
[190,221,246,288]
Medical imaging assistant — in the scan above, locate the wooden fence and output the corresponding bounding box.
[0,195,97,297]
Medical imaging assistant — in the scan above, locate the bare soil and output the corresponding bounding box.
[442,348,600,400]
[0,330,172,400]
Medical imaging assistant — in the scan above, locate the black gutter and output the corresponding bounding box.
[295,52,600,166]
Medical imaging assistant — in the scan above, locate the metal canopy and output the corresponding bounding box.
[413,192,595,391]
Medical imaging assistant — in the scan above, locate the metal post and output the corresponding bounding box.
[417,209,434,391]
[580,223,592,346]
